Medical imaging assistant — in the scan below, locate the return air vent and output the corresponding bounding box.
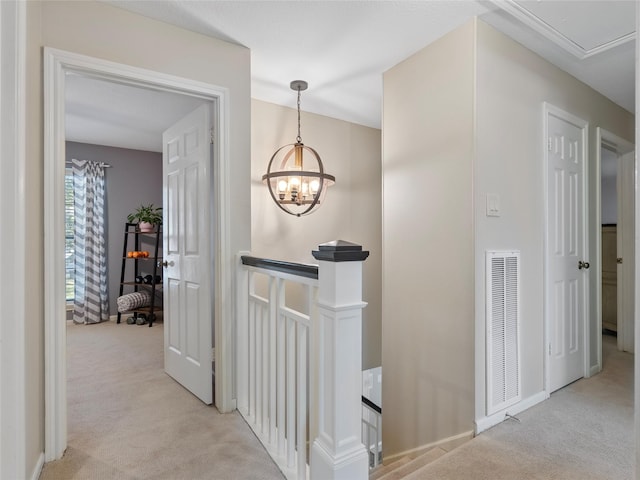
[486,250,521,416]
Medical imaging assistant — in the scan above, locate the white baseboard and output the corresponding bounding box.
[589,364,601,377]
[475,390,548,434]
[382,430,474,465]
[30,452,44,480]
[109,314,119,323]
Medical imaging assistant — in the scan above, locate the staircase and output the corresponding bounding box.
[370,448,446,480]
[370,437,470,480]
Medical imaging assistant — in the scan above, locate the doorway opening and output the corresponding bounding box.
[44,48,234,462]
[596,128,635,364]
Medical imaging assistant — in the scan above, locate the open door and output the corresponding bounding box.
[162,103,213,404]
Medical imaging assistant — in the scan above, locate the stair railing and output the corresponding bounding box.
[362,396,382,469]
[362,367,382,469]
[236,241,370,480]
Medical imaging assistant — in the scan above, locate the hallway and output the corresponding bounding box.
[40,322,633,479]
[40,321,284,480]
[396,333,633,479]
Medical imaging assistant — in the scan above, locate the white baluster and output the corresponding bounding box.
[236,254,249,415]
[269,278,277,443]
[277,281,286,456]
[374,411,381,467]
[262,300,269,434]
[297,324,308,479]
[249,295,255,419]
[286,317,296,468]
[256,302,263,429]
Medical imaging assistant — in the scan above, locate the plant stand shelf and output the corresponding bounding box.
[117,222,162,327]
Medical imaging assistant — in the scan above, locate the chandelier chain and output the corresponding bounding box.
[296,86,302,143]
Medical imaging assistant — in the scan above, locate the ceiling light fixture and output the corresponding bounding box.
[262,80,335,217]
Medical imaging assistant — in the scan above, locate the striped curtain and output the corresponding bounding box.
[72,159,109,324]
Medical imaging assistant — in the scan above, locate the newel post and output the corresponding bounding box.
[310,240,369,480]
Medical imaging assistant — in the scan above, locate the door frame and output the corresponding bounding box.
[595,128,634,358]
[542,102,590,394]
[43,48,234,461]
[0,1,29,478]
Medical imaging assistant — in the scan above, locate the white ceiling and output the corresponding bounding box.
[66,1,636,152]
[65,72,206,152]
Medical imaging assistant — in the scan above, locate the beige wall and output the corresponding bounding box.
[474,19,634,420]
[382,16,634,459]
[382,21,476,458]
[251,99,382,369]
[22,1,251,476]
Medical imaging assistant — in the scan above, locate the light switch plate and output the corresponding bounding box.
[486,193,500,217]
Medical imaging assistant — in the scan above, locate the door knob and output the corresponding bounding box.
[578,260,590,270]
[617,257,623,264]
[161,260,174,268]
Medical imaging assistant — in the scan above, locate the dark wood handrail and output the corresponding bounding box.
[241,255,319,280]
[362,395,382,414]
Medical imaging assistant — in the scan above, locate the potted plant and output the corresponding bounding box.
[127,203,162,232]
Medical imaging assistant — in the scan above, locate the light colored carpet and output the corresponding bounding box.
[41,324,632,480]
[405,333,633,480]
[40,320,285,480]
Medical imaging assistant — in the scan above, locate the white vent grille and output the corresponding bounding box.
[486,250,521,415]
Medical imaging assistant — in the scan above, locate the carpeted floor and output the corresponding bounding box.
[40,320,285,480]
[405,333,633,480]
[40,324,632,480]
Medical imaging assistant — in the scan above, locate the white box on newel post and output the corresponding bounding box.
[310,240,370,480]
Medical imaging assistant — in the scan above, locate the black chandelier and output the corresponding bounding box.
[262,80,335,217]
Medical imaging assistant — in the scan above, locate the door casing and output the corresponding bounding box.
[43,47,234,461]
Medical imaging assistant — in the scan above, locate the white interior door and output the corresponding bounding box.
[617,151,635,353]
[546,109,588,393]
[163,103,213,404]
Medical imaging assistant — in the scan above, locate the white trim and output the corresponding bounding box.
[594,128,603,374]
[381,431,474,465]
[635,7,640,474]
[44,48,234,459]
[491,0,635,59]
[29,453,45,480]
[618,152,635,354]
[316,301,368,312]
[0,0,27,477]
[542,103,589,395]
[234,252,250,412]
[211,63,236,414]
[44,46,68,462]
[475,390,548,434]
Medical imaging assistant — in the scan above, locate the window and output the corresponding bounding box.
[65,169,75,302]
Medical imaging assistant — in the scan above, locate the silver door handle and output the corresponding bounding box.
[578,261,590,270]
[161,260,174,268]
